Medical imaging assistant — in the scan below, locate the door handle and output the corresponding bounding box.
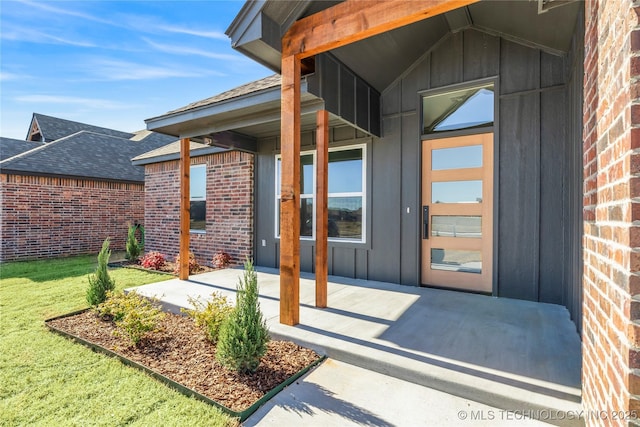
[423,206,429,239]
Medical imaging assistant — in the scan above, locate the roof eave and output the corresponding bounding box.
[145,79,310,137]
[0,168,143,185]
[132,146,230,166]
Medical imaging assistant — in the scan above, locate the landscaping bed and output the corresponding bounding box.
[46,309,322,420]
[108,260,215,275]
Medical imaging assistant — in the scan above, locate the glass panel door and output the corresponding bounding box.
[421,133,493,293]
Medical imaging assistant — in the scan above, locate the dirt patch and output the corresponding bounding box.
[47,310,320,412]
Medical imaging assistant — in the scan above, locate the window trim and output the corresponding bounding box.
[275,143,367,244]
[190,164,207,233]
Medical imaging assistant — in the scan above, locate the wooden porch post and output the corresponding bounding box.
[279,55,301,325]
[278,0,478,324]
[179,137,190,280]
[315,110,329,308]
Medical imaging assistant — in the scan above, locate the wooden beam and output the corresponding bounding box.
[204,130,257,153]
[315,110,329,308]
[179,137,190,281]
[283,0,478,58]
[279,55,301,326]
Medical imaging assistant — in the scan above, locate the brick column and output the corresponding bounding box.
[582,1,640,424]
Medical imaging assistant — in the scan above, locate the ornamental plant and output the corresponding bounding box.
[174,252,200,274]
[212,251,231,269]
[216,259,270,373]
[86,238,116,307]
[96,290,165,346]
[140,251,166,270]
[181,293,233,343]
[125,223,142,262]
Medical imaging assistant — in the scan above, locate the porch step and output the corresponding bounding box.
[268,323,583,427]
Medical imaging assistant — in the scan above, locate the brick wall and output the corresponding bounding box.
[0,174,144,261]
[582,1,640,424]
[143,150,254,268]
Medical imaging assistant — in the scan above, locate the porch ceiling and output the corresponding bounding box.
[228,0,581,92]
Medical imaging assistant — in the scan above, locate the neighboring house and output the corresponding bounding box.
[0,114,174,262]
[0,137,45,161]
[142,0,639,422]
[26,112,133,142]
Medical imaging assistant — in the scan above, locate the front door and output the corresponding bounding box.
[421,132,493,293]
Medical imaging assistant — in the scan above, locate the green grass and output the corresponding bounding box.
[0,255,236,427]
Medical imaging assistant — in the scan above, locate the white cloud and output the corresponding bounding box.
[1,25,96,47]
[18,0,116,26]
[143,38,247,62]
[15,95,132,110]
[87,59,223,81]
[0,72,26,81]
[158,25,228,40]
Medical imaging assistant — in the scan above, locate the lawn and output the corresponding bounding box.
[0,255,235,427]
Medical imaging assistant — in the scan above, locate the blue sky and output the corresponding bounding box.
[0,0,272,140]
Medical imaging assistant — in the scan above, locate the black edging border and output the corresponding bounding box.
[45,309,326,422]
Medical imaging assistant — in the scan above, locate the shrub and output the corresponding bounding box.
[125,223,142,261]
[181,293,233,343]
[174,252,199,274]
[212,251,232,269]
[86,238,116,306]
[140,251,166,270]
[216,259,269,373]
[96,290,165,346]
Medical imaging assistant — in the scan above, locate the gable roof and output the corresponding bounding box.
[28,113,134,142]
[1,131,174,183]
[152,74,281,118]
[227,0,581,91]
[0,137,45,161]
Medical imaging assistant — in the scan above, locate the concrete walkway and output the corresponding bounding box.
[133,267,583,426]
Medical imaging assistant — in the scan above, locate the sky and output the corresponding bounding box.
[0,0,272,140]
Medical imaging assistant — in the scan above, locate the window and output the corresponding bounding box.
[422,83,494,134]
[275,144,366,242]
[190,165,206,232]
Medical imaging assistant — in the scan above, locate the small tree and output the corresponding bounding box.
[87,238,116,306]
[125,223,142,261]
[216,259,269,373]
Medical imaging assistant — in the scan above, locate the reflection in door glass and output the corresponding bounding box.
[432,145,482,170]
[432,181,482,203]
[431,249,481,274]
[432,216,481,238]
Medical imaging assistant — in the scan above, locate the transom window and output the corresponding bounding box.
[422,83,494,134]
[275,144,366,242]
[190,164,206,232]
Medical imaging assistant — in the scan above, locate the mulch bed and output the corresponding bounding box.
[47,310,320,412]
[109,260,216,275]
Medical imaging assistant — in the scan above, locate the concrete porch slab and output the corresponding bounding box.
[132,267,583,426]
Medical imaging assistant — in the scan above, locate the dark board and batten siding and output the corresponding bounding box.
[379,27,583,326]
[254,25,583,329]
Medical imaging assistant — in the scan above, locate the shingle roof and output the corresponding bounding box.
[0,131,172,182]
[0,137,45,161]
[164,74,281,116]
[132,140,226,165]
[32,113,134,141]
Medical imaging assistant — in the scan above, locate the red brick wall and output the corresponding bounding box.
[582,1,640,424]
[143,151,254,268]
[0,174,144,261]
